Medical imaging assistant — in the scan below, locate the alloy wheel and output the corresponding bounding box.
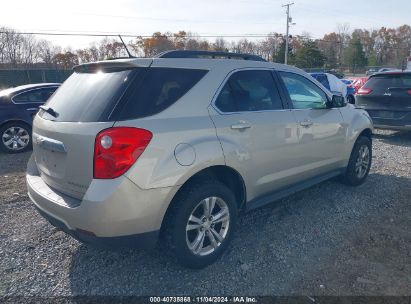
[355,144,370,179]
[185,196,230,256]
[2,126,30,151]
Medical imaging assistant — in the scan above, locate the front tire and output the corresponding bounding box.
[0,122,32,154]
[341,136,372,186]
[164,180,238,268]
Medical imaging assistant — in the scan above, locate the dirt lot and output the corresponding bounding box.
[0,130,410,296]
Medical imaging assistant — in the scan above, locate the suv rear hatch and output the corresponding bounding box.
[33,59,152,199]
[32,59,208,200]
[356,73,411,119]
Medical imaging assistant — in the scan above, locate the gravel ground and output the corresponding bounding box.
[0,130,410,296]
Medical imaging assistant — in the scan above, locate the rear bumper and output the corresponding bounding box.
[373,124,411,131]
[27,155,178,249]
[365,110,411,131]
[34,204,159,249]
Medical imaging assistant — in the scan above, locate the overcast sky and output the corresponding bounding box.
[1,0,410,49]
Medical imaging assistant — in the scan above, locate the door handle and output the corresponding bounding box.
[299,120,313,128]
[231,121,252,130]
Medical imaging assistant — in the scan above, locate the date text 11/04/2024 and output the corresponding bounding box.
[149,297,257,303]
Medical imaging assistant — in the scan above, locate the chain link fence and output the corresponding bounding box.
[0,69,72,90]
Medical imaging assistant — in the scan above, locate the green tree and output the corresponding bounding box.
[344,34,367,72]
[293,40,325,68]
[367,52,378,67]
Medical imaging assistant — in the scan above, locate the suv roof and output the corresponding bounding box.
[370,70,409,77]
[74,55,302,75]
[156,50,267,62]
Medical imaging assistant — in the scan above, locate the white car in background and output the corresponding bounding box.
[310,72,347,100]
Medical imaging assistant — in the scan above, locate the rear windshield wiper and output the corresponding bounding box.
[39,105,59,118]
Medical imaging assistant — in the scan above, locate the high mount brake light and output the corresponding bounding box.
[94,127,152,179]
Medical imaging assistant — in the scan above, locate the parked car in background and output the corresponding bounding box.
[310,73,348,101]
[0,83,60,153]
[356,71,411,130]
[350,77,368,93]
[366,68,378,76]
[342,79,356,104]
[325,70,344,79]
[378,68,400,73]
[27,51,373,268]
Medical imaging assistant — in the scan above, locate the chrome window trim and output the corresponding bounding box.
[210,67,290,115]
[11,86,59,105]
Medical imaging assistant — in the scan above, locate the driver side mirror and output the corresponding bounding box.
[327,95,346,108]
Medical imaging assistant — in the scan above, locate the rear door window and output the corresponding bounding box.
[215,70,284,112]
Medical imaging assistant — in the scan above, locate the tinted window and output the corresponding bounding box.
[215,70,283,112]
[313,74,330,90]
[280,72,328,109]
[41,69,137,122]
[116,68,207,120]
[364,74,411,93]
[40,68,207,122]
[12,87,57,103]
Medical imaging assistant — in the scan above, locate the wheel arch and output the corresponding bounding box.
[0,119,32,130]
[160,165,247,233]
[358,128,372,141]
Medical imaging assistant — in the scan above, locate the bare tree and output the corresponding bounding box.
[212,37,228,51]
[337,23,351,66]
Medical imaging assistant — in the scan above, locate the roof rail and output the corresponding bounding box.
[155,50,267,62]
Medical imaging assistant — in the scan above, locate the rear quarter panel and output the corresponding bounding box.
[116,67,229,190]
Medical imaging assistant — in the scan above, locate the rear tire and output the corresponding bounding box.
[163,179,238,268]
[0,122,32,154]
[341,136,372,186]
[347,95,355,104]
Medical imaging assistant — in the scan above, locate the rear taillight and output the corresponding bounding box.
[357,88,373,95]
[407,90,411,95]
[94,127,152,179]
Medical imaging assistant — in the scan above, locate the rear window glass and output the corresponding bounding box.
[365,74,411,93]
[40,67,207,122]
[114,68,207,120]
[40,69,137,122]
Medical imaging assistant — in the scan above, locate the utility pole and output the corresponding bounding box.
[282,2,294,65]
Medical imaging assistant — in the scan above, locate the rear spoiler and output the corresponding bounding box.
[73,59,152,73]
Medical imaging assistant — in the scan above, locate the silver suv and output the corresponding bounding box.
[27,51,373,268]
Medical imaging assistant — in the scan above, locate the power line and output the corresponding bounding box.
[0,30,409,50]
[0,31,273,38]
[0,30,339,40]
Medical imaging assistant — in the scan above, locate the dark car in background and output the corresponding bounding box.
[0,83,60,153]
[356,72,411,131]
